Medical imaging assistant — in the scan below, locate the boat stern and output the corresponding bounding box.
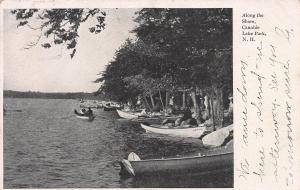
[119,159,135,177]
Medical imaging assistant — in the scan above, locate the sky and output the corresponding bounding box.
[3,9,138,93]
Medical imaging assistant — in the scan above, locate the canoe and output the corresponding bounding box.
[75,115,95,121]
[140,123,206,138]
[117,109,139,119]
[117,110,179,122]
[74,109,95,121]
[120,151,233,177]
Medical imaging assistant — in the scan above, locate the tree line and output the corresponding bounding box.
[96,9,233,128]
[4,90,103,100]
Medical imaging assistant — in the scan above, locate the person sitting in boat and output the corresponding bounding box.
[161,118,175,127]
[165,106,174,115]
[174,108,198,127]
[85,107,93,117]
[81,108,86,114]
[137,108,147,117]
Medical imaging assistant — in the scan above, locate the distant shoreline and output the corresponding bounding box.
[3,90,104,100]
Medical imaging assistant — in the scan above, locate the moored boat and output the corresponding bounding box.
[140,123,206,138]
[120,150,233,177]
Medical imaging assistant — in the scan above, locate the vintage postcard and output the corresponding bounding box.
[0,0,299,189]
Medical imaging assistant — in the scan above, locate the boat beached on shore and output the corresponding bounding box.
[140,123,206,138]
[117,109,139,119]
[117,109,179,122]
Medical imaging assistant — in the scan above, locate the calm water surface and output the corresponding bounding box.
[4,98,233,188]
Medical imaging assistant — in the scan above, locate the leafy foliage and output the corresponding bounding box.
[95,40,144,102]
[97,9,232,127]
[11,9,106,58]
[98,8,232,99]
[132,8,232,90]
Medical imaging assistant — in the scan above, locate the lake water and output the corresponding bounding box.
[3,98,233,188]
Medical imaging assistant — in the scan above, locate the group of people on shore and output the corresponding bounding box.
[162,108,201,128]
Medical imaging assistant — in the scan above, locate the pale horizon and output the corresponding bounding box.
[4,9,138,93]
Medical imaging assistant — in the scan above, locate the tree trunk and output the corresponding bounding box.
[212,85,224,129]
[150,93,155,108]
[128,98,134,110]
[165,91,170,109]
[203,94,210,119]
[158,90,165,111]
[209,94,216,131]
[190,89,201,124]
[143,95,151,111]
[182,90,186,109]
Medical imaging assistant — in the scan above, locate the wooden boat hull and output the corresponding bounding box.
[140,123,206,138]
[75,115,95,121]
[117,110,179,124]
[120,152,233,177]
[117,109,139,119]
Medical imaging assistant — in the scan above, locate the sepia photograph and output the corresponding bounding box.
[3,8,233,188]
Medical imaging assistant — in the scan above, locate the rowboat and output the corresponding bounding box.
[75,115,95,121]
[140,123,206,138]
[120,150,233,177]
[117,110,179,123]
[117,109,139,119]
[74,109,95,121]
